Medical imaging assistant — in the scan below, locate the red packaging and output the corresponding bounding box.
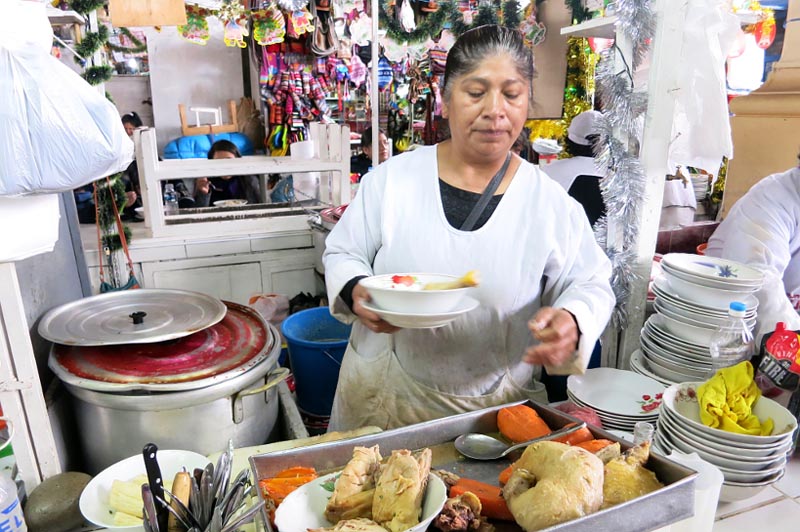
[756,322,800,392]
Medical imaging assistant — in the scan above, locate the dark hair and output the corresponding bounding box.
[121,111,143,128]
[566,137,596,158]
[441,25,534,102]
[207,140,241,159]
[360,127,387,150]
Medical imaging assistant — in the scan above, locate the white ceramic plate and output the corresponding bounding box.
[566,392,659,423]
[719,470,786,503]
[654,298,757,330]
[134,206,145,220]
[661,254,764,285]
[214,199,248,207]
[629,350,676,386]
[361,296,479,329]
[661,270,759,310]
[79,449,211,531]
[567,368,665,417]
[652,276,758,314]
[274,472,447,532]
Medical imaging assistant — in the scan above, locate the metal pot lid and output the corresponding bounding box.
[48,301,274,392]
[38,289,227,346]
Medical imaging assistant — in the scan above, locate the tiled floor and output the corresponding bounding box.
[713,455,800,531]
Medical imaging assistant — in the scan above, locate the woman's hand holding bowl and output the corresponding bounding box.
[352,283,401,334]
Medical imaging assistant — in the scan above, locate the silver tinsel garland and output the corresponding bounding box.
[592,0,656,328]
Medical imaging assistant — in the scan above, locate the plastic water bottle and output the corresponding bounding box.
[708,301,755,376]
[0,474,25,531]
[633,421,655,445]
[163,183,179,215]
[0,418,25,531]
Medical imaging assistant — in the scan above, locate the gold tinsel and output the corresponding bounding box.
[526,38,597,155]
[711,157,728,206]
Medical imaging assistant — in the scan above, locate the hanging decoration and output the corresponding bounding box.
[73,24,109,65]
[286,8,314,39]
[563,37,597,125]
[216,0,249,48]
[107,27,148,54]
[564,0,591,25]
[252,8,286,46]
[179,4,212,45]
[753,17,776,49]
[734,0,776,49]
[592,0,656,328]
[65,0,113,85]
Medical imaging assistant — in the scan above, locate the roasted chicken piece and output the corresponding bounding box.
[309,517,387,532]
[325,446,383,523]
[502,441,604,531]
[372,449,432,532]
[601,441,664,509]
[432,492,494,532]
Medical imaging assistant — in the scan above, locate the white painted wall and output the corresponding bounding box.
[106,75,154,127]
[144,19,244,153]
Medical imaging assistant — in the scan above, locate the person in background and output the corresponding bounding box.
[706,154,800,342]
[120,112,144,219]
[323,25,614,431]
[511,129,531,161]
[350,127,390,180]
[541,110,606,227]
[194,140,261,207]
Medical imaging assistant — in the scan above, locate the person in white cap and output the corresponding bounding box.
[541,110,606,226]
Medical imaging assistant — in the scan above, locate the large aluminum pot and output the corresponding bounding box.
[65,349,285,474]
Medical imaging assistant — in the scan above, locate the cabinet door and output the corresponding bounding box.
[262,264,316,297]
[151,262,262,304]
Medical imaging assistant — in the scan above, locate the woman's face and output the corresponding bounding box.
[443,53,530,161]
[123,122,136,137]
[213,150,237,180]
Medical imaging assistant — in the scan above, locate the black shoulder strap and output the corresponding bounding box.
[460,153,512,231]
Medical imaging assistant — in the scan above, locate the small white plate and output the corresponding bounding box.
[361,296,479,329]
[274,472,447,532]
[213,199,248,207]
[661,254,764,285]
[134,207,145,220]
[567,368,666,417]
[79,449,210,530]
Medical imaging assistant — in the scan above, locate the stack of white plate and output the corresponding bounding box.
[656,382,797,502]
[567,368,664,432]
[659,253,763,309]
[639,254,761,383]
[691,175,709,201]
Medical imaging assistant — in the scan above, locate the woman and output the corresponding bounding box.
[541,110,606,227]
[706,155,800,342]
[323,25,615,431]
[194,140,261,207]
[121,112,144,218]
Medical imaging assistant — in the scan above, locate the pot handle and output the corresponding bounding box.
[232,367,290,424]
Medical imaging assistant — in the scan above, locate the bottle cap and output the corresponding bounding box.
[728,301,747,317]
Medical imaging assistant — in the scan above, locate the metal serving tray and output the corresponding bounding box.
[250,401,697,532]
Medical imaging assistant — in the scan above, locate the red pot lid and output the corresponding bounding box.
[49,301,275,392]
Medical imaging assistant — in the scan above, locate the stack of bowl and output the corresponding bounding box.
[636,254,762,384]
[655,382,797,502]
[567,368,664,432]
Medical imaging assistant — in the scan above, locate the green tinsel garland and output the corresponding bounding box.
[107,28,147,54]
[380,0,522,44]
[82,65,114,85]
[95,174,132,253]
[564,0,591,24]
[67,0,105,16]
[379,0,454,44]
[74,24,108,64]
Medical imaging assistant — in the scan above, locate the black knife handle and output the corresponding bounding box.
[142,443,168,532]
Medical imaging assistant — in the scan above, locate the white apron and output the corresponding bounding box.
[706,167,800,342]
[324,146,614,431]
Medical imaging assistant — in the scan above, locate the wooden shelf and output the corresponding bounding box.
[47,7,84,26]
[560,16,618,39]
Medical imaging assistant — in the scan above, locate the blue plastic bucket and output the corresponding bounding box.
[281,306,352,416]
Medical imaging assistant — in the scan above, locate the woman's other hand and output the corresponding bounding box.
[524,307,580,366]
[196,177,211,195]
[352,283,400,334]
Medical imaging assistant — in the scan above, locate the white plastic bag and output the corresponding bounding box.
[0,1,133,196]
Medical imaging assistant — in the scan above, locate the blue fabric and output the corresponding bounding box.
[162,133,255,159]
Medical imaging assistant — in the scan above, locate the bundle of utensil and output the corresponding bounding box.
[141,442,264,532]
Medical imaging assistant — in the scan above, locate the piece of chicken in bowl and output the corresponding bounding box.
[360,272,479,314]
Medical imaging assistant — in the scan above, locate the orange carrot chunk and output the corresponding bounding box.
[552,422,595,446]
[497,404,552,444]
[498,462,517,486]
[574,439,615,454]
[449,477,515,521]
